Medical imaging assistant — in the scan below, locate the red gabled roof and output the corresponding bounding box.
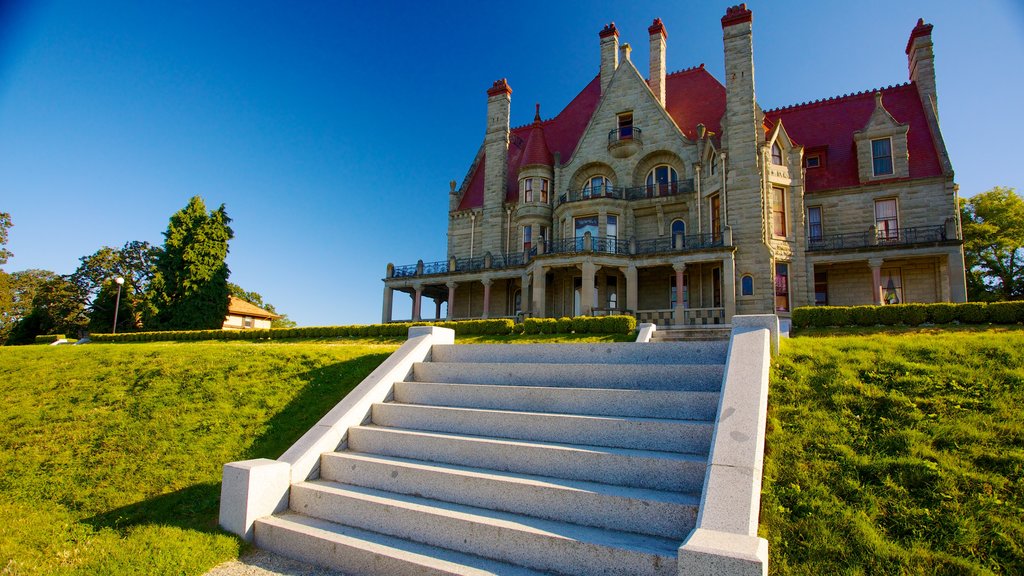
[765,82,943,193]
[664,65,726,140]
[457,66,729,209]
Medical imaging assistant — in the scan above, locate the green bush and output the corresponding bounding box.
[988,301,1024,324]
[927,303,957,324]
[956,302,989,324]
[874,305,901,326]
[556,317,573,333]
[34,334,66,344]
[851,306,878,327]
[900,304,928,326]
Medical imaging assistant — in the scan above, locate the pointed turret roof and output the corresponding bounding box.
[520,104,554,168]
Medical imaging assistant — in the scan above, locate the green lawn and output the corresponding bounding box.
[763,327,1024,574]
[0,339,399,575]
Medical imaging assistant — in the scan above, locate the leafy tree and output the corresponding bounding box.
[960,187,1024,301]
[0,269,59,344]
[228,282,296,328]
[0,212,12,266]
[71,241,160,330]
[7,275,87,343]
[149,196,234,330]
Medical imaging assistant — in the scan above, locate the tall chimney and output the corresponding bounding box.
[906,18,938,120]
[649,18,667,105]
[599,23,619,95]
[482,79,512,255]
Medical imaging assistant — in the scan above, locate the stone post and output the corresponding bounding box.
[581,260,597,316]
[625,264,638,314]
[947,249,967,303]
[381,286,394,324]
[868,258,884,305]
[532,268,546,318]
[434,298,443,320]
[723,254,737,322]
[412,283,423,321]
[446,281,458,319]
[673,262,687,326]
[481,278,493,319]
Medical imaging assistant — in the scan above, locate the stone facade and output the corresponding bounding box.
[382,6,967,324]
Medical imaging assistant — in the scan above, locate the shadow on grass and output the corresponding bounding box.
[83,352,393,535]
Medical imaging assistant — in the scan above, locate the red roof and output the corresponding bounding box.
[765,82,943,192]
[520,108,555,168]
[664,65,726,140]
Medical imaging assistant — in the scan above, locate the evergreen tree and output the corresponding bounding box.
[149,196,234,330]
[88,278,138,333]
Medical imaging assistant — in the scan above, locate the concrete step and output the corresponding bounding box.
[289,481,679,576]
[320,452,698,539]
[430,342,727,365]
[394,381,720,420]
[371,403,713,454]
[650,328,731,342]
[411,362,723,391]
[347,426,706,492]
[256,513,548,576]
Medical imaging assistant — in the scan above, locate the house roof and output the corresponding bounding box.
[764,82,943,193]
[227,296,281,319]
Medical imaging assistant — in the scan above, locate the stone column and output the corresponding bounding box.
[381,286,394,324]
[868,258,884,305]
[434,298,443,320]
[412,283,423,321]
[673,263,687,326]
[446,281,458,319]
[948,248,967,303]
[481,278,493,319]
[532,268,546,318]
[722,255,737,322]
[581,260,597,316]
[625,264,638,314]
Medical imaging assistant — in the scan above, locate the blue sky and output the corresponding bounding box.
[2,1,1022,326]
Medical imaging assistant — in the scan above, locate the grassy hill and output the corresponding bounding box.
[0,329,1021,574]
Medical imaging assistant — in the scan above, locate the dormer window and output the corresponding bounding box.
[871,138,893,176]
[805,154,821,169]
[771,142,783,165]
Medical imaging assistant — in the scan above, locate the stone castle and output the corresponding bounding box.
[382,4,967,325]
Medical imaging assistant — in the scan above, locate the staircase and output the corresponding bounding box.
[253,340,728,575]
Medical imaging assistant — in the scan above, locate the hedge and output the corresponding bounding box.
[791,301,1024,328]
[522,315,637,335]
[34,334,66,344]
[90,316,640,344]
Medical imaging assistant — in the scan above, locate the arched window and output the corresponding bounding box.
[671,219,686,248]
[771,142,783,165]
[741,275,754,296]
[646,165,679,197]
[583,175,611,198]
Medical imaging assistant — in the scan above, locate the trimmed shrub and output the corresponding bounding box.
[900,304,929,326]
[988,301,1024,324]
[34,334,65,344]
[556,317,573,333]
[927,303,957,325]
[851,306,878,327]
[956,302,989,324]
[874,305,901,326]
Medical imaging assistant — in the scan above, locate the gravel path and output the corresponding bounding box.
[204,549,350,576]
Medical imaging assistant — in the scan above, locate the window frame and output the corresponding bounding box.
[771,142,783,165]
[774,263,790,313]
[741,274,754,297]
[710,194,722,242]
[524,179,533,203]
[583,175,611,198]
[871,137,894,176]
[646,165,679,196]
[806,206,823,242]
[617,112,634,140]
[814,271,828,306]
[874,198,899,241]
[772,186,787,238]
[805,154,821,169]
[522,224,532,252]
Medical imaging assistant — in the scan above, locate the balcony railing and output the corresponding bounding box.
[635,233,724,255]
[491,252,526,269]
[391,264,418,278]
[557,179,696,206]
[455,256,486,272]
[807,225,948,252]
[608,126,642,146]
[421,260,449,275]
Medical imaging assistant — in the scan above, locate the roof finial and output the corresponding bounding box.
[534,103,541,123]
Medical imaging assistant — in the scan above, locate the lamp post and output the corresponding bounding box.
[112,277,124,334]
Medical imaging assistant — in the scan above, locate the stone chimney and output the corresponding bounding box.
[649,18,667,105]
[599,22,619,95]
[906,18,938,120]
[482,79,512,255]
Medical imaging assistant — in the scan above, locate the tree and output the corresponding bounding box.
[960,187,1024,301]
[71,241,160,331]
[228,282,296,328]
[149,196,234,330]
[1,269,59,344]
[0,212,12,266]
[6,274,87,343]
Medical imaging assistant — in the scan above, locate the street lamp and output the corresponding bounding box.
[112,277,124,334]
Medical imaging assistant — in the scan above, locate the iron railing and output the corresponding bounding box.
[635,233,724,255]
[491,252,526,269]
[421,260,448,275]
[454,256,486,272]
[608,126,643,146]
[391,264,418,278]
[557,179,695,206]
[807,225,947,252]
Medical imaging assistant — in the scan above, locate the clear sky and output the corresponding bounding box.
[2,1,1022,326]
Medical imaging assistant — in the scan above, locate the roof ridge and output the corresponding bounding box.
[764,82,913,113]
[666,63,706,76]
